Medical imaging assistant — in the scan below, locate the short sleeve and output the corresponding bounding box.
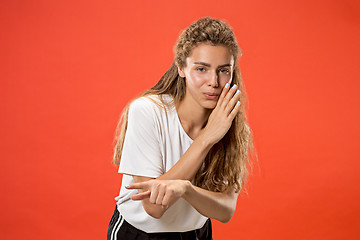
[118,97,164,178]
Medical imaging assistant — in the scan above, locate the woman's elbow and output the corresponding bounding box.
[219,192,239,223]
[142,203,165,219]
[146,209,164,219]
[218,205,236,223]
[219,213,235,223]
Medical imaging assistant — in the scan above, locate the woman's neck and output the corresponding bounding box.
[176,94,212,139]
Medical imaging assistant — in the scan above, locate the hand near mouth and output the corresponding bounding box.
[200,83,241,145]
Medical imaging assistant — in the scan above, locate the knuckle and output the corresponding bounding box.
[167,187,174,194]
[159,183,166,191]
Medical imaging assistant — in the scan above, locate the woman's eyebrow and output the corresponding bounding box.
[194,61,211,67]
[193,62,231,68]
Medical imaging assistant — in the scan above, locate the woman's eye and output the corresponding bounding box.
[197,67,206,72]
[220,69,230,74]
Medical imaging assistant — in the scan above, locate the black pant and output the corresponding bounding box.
[107,205,213,240]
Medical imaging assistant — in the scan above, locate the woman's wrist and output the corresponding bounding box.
[182,180,193,198]
[196,131,215,150]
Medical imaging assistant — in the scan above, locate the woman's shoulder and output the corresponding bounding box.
[129,94,174,116]
[130,94,174,110]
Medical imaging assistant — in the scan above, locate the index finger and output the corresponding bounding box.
[125,182,148,190]
[216,82,230,107]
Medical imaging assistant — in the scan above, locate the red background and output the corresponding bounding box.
[1,0,360,239]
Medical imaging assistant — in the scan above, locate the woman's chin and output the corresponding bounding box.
[202,101,217,109]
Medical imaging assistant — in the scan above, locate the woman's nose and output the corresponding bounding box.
[208,72,219,87]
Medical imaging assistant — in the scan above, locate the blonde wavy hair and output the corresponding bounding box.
[113,17,255,193]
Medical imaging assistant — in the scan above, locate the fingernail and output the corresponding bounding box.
[236,90,240,95]
[232,84,237,89]
[237,101,240,106]
[225,83,229,88]
[125,185,130,188]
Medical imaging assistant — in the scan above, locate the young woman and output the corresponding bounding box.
[107,17,254,240]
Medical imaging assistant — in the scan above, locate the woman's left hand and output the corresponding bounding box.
[126,179,190,208]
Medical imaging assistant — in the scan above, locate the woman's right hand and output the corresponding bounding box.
[200,82,241,146]
[127,179,190,208]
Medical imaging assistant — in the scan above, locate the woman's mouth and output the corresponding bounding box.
[203,92,219,100]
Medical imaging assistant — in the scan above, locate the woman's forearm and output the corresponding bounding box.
[129,179,239,222]
[157,133,214,181]
[182,181,239,223]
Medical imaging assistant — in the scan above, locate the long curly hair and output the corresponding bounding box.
[113,17,255,193]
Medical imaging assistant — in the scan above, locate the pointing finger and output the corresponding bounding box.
[125,182,147,190]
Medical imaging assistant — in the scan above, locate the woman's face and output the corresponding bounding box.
[178,43,234,109]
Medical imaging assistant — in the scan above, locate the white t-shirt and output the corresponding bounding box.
[115,94,208,233]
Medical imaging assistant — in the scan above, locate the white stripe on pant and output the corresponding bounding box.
[110,214,124,240]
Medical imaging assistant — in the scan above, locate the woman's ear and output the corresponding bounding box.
[177,66,185,78]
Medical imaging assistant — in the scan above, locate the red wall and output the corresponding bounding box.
[1,0,359,239]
